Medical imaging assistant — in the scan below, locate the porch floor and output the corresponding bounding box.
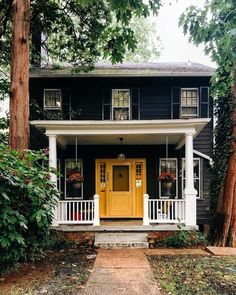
[52,219,197,232]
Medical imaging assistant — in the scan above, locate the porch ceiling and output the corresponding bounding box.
[30,119,211,149]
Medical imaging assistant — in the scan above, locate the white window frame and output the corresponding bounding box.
[159,158,178,199]
[43,89,62,110]
[180,88,199,118]
[182,158,200,199]
[112,89,131,120]
[64,158,83,199]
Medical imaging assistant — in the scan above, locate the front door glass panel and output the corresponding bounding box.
[113,165,129,191]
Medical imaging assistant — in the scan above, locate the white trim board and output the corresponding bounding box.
[193,149,213,165]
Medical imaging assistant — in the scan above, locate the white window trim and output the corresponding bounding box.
[182,158,201,199]
[180,88,199,118]
[43,89,62,110]
[64,158,83,199]
[112,89,131,120]
[159,158,178,199]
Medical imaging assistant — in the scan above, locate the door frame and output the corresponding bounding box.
[95,158,146,218]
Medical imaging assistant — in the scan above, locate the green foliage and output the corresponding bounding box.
[0,144,60,273]
[157,224,207,248]
[0,0,161,70]
[30,99,82,120]
[180,0,236,240]
[0,0,161,110]
[123,16,162,62]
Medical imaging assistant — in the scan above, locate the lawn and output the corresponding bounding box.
[148,255,236,295]
[0,245,96,295]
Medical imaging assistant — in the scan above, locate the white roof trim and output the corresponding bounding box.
[30,119,211,148]
[30,71,213,78]
[193,149,213,165]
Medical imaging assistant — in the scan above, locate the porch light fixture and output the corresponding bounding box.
[117,137,125,161]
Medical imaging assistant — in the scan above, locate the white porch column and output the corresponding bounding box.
[93,194,100,226]
[184,132,197,226]
[48,135,58,226]
[143,194,150,226]
[48,135,57,186]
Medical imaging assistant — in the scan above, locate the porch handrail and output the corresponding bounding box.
[56,194,100,226]
[143,194,186,225]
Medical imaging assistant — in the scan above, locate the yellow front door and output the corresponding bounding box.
[96,159,146,218]
[109,163,132,216]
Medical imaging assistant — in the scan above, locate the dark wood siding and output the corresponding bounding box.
[29,75,213,224]
[30,76,211,121]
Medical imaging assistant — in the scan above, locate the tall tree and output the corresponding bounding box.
[9,0,30,151]
[123,16,162,62]
[1,0,161,150]
[180,0,236,246]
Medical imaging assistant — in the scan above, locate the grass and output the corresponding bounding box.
[148,255,236,295]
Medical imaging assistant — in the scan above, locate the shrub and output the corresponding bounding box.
[0,144,60,272]
[157,224,208,248]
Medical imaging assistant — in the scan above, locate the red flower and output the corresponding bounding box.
[158,172,176,182]
[68,173,84,182]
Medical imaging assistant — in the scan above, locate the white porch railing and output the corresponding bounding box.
[55,194,100,226]
[143,194,186,225]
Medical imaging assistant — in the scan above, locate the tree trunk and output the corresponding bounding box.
[212,69,236,247]
[9,0,30,151]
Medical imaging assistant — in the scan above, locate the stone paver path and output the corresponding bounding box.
[206,246,236,256]
[79,249,162,295]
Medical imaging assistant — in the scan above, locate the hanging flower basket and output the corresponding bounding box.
[158,172,176,183]
[68,173,84,189]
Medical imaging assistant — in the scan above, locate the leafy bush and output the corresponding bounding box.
[157,224,208,248]
[0,144,60,272]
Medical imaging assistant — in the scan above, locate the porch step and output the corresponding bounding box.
[94,232,149,249]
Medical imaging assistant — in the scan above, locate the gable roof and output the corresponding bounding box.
[30,61,215,78]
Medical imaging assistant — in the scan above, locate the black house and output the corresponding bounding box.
[29,62,213,228]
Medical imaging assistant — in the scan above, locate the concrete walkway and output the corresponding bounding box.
[79,249,162,295]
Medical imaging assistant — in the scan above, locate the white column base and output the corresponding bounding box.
[184,188,197,227]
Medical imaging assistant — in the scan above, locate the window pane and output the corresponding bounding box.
[45,90,61,109]
[112,90,130,107]
[113,108,129,120]
[181,89,198,117]
[65,159,83,198]
[160,159,177,198]
[182,159,200,198]
[113,165,129,191]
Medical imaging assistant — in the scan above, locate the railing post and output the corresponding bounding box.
[143,194,150,226]
[93,194,100,226]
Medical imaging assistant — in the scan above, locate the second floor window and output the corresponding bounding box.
[44,89,61,110]
[112,89,130,120]
[180,88,198,118]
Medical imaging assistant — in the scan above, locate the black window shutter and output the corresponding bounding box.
[171,87,180,119]
[200,87,209,118]
[102,88,111,120]
[131,88,140,120]
[61,88,71,119]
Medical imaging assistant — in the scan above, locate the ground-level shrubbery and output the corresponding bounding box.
[0,144,59,273]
